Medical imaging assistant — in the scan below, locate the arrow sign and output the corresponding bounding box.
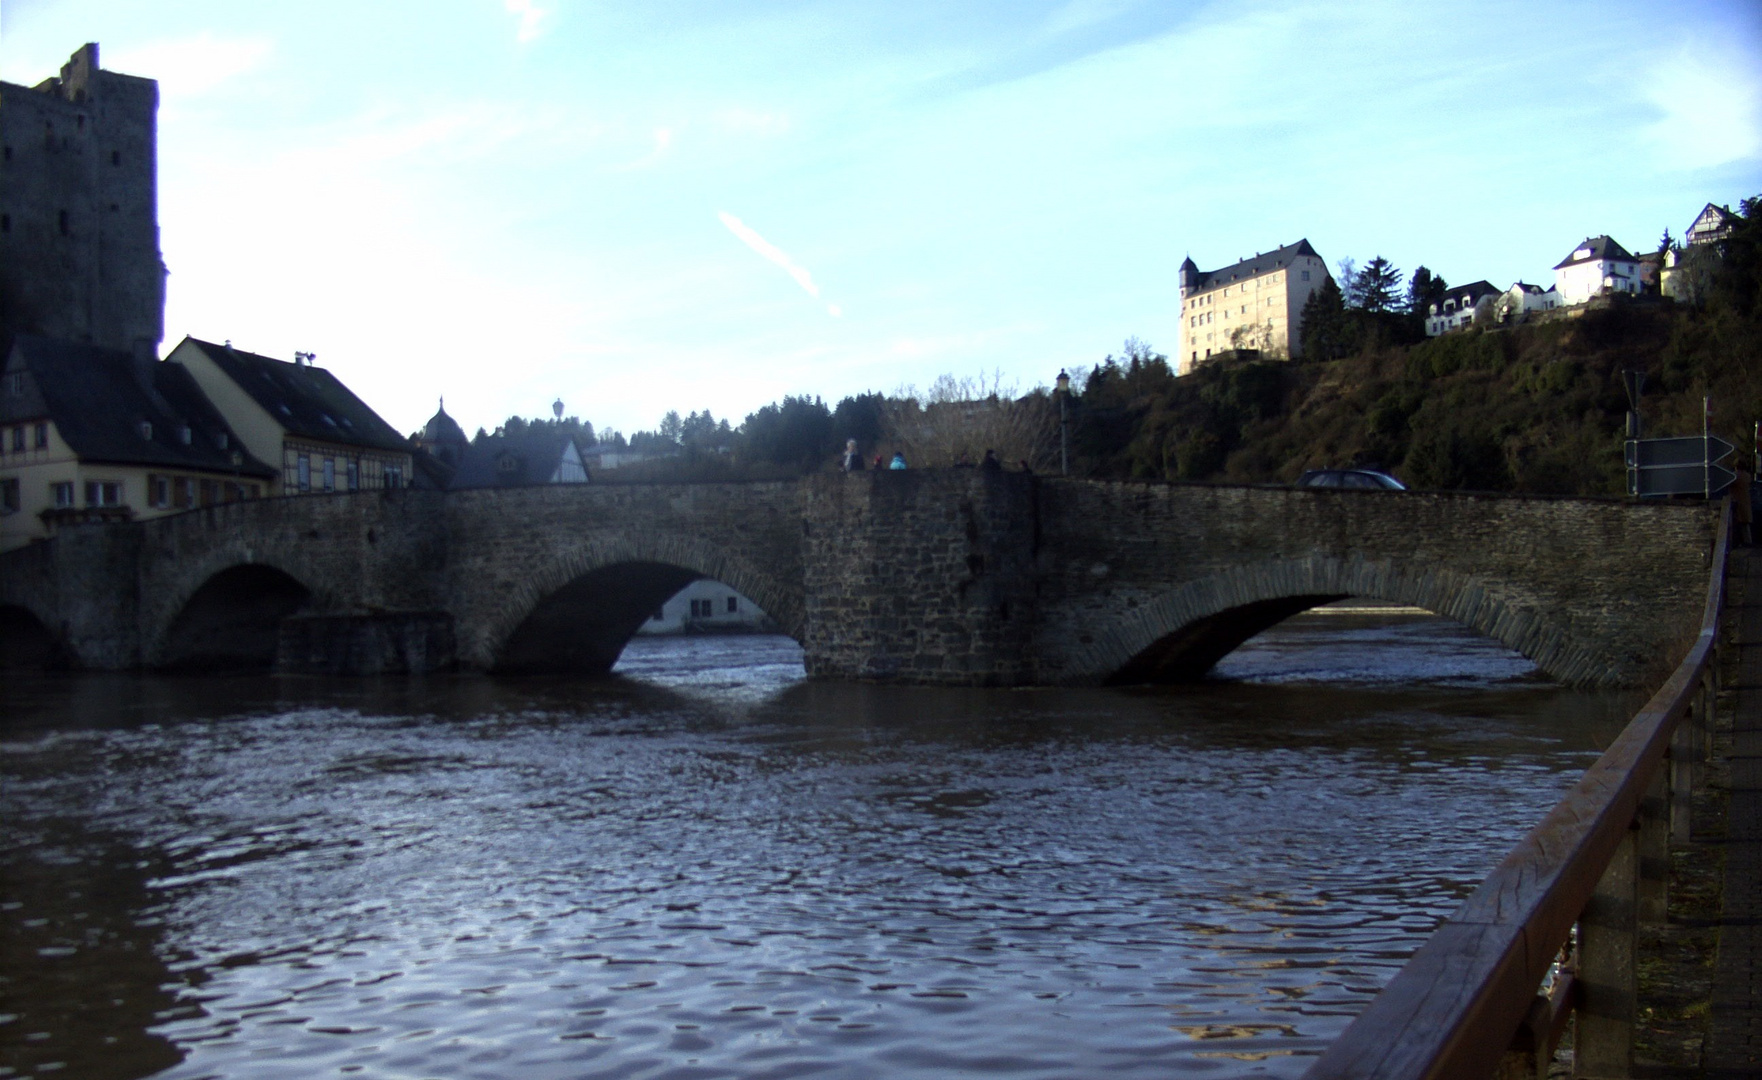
[1628,461,1736,498]
[1626,435,1736,468]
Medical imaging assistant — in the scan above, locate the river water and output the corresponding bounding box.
[0,611,1635,1079]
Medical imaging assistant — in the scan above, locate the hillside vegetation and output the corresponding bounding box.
[1068,203,1762,496]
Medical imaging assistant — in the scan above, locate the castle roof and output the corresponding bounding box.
[172,337,412,454]
[1553,236,1637,270]
[1,335,275,477]
[1187,239,1323,292]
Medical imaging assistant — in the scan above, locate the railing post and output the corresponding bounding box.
[1575,821,1638,1078]
[1670,704,1696,843]
[1639,767,1669,926]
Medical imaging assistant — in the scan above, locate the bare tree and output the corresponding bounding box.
[883,370,1059,469]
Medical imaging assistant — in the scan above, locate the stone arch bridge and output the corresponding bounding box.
[0,472,1720,689]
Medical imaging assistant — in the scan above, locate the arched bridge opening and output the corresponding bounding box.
[495,561,799,676]
[1080,558,1624,689]
[160,565,311,673]
[1107,594,1352,684]
[0,605,71,670]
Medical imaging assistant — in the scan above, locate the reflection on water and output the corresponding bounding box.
[0,614,1634,1078]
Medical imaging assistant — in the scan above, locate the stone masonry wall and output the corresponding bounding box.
[801,469,1041,685]
[0,475,1723,688]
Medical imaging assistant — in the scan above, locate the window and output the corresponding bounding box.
[33,422,46,449]
[1301,270,1311,281]
[383,466,403,489]
[1,214,8,233]
[347,460,359,491]
[322,457,335,492]
[297,454,311,491]
[726,596,739,613]
[177,478,195,508]
[52,481,73,508]
[58,209,68,236]
[85,480,121,507]
[179,426,192,446]
[111,150,120,166]
[150,475,170,508]
[200,479,218,506]
[9,427,22,451]
[5,372,23,396]
[139,420,153,440]
[1,478,18,513]
[690,598,715,618]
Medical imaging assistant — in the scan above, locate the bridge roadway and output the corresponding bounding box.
[0,471,1722,688]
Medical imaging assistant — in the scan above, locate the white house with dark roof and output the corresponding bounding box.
[1177,239,1331,374]
[165,337,413,495]
[1553,236,1642,305]
[1424,280,1503,336]
[1495,281,1563,323]
[0,335,277,552]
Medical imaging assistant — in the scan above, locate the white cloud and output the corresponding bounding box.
[717,211,841,317]
[1642,41,1762,169]
[504,0,551,44]
[104,33,273,102]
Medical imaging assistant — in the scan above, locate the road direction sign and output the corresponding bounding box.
[1625,435,1736,468]
[1628,461,1736,498]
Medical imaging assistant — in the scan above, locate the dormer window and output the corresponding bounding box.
[180,426,192,445]
[217,433,228,450]
[139,420,152,440]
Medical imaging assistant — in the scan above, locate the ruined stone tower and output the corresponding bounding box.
[0,43,166,353]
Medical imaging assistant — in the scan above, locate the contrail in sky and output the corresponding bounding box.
[718,211,842,317]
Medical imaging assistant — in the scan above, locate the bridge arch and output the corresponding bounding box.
[0,603,70,669]
[1072,556,1615,688]
[467,531,806,674]
[152,558,316,672]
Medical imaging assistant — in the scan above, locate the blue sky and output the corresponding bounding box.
[4,0,1759,440]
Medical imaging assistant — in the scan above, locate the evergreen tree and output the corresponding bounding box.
[1299,277,1355,360]
[1406,265,1448,316]
[1354,256,1404,314]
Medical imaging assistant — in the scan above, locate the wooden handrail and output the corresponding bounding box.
[1306,499,1731,1079]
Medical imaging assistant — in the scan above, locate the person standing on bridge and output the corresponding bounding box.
[1735,459,1753,546]
[842,439,866,472]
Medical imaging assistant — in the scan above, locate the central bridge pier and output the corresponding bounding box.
[0,471,1723,689]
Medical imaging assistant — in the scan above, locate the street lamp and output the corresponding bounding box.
[1055,369,1070,476]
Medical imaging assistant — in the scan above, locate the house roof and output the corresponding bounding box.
[450,430,586,489]
[1,335,277,477]
[173,337,412,454]
[1688,203,1735,242]
[1187,239,1324,292]
[1507,281,1555,295]
[1554,235,1637,270]
[1448,279,1500,299]
[420,400,468,446]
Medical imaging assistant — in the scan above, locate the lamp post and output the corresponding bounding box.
[1055,369,1070,476]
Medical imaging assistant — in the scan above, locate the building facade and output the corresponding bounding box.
[0,44,165,353]
[1177,240,1330,375]
[1422,280,1503,335]
[1553,236,1642,305]
[636,579,777,635]
[165,337,414,496]
[0,336,276,552]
